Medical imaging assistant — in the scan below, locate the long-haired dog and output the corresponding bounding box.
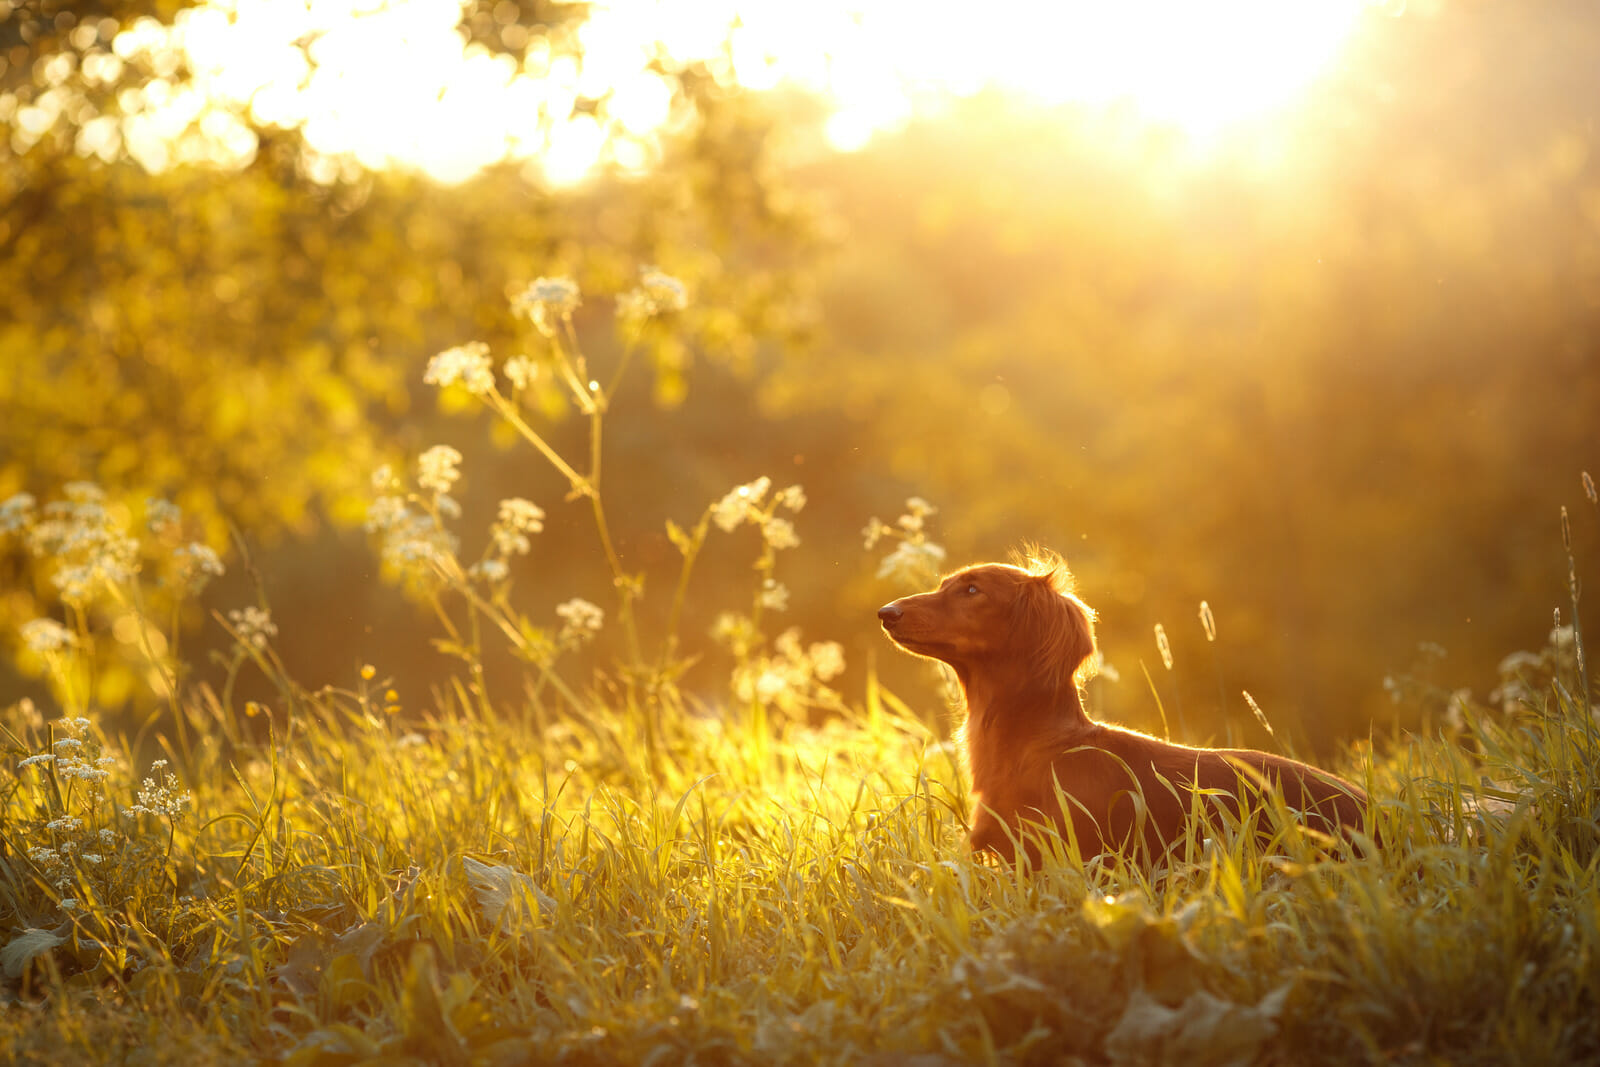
[878,552,1369,864]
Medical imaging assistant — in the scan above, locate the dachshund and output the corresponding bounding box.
[878,552,1370,865]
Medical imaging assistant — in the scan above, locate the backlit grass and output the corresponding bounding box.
[1,618,1597,1065]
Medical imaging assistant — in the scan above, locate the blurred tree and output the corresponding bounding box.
[0,0,823,710]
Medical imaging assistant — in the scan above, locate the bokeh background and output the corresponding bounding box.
[2,0,1597,754]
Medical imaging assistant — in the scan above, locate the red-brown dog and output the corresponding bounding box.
[878,553,1369,864]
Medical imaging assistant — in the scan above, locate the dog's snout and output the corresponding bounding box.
[877,601,903,625]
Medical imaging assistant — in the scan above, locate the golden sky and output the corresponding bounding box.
[109,0,1377,183]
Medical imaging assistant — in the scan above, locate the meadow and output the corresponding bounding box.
[3,279,1598,1065]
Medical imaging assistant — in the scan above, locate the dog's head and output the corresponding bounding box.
[877,549,1097,692]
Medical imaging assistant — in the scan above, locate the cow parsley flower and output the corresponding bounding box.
[227,606,277,649]
[424,342,495,397]
[26,483,139,604]
[617,269,688,322]
[131,760,192,818]
[21,618,76,654]
[513,277,581,336]
[711,476,771,533]
[875,540,946,584]
[491,498,545,556]
[555,598,604,642]
[145,497,182,536]
[469,558,509,584]
[172,542,225,595]
[762,517,800,551]
[417,445,463,496]
[503,354,541,391]
[0,492,35,534]
[366,495,408,533]
[759,579,790,612]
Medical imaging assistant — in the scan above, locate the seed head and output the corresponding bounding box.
[1155,624,1173,670]
[1198,601,1216,642]
[1243,690,1275,737]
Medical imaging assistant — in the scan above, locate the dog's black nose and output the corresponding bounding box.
[877,602,902,624]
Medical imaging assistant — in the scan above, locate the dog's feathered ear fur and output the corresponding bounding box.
[1010,548,1097,695]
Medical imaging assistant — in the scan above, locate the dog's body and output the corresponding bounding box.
[878,554,1368,863]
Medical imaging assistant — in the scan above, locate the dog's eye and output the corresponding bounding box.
[965,584,980,595]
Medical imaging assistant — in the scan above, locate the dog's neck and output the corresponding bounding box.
[956,663,1096,784]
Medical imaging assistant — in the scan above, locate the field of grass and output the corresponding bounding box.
[3,293,1598,1065]
[2,592,1598,1065]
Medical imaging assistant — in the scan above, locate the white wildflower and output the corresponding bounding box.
[28,487,139,605]
[777,485,806,512]
[555,598,605,641]
[751,669,787,703]
[172,542,225,594]
[144,497,182,535]
[52,738,83,753]
[762,517,800,550]
[491,498,545,556]
[897,497,937,534]
[469,558,509,584]
[759,579,789,613]
[417,445,463,496]
[19,754,55,769]
[513,277,581,336]
[711,476,771,533]
[59,899,79,912]
[135,761,192,818]
[371,465,397,492]
[227,606,277,649]
[424,341,495,397]
[808,641,845,681]
[57,758,109,783]
[21,618,76,654]
[0,492,35,534]
[379,511,458,580]
[862,517,887,550]
[875,539,946,584]
[366,495,408,533]
[46,815,82,833]
[617,269,688,321]
[58,716,90,735]
[436,494,462,520]
[503,354,541,391]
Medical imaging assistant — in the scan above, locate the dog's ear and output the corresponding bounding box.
[1014,567,1097,694]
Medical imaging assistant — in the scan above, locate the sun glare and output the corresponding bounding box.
[134,0,1372,183]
